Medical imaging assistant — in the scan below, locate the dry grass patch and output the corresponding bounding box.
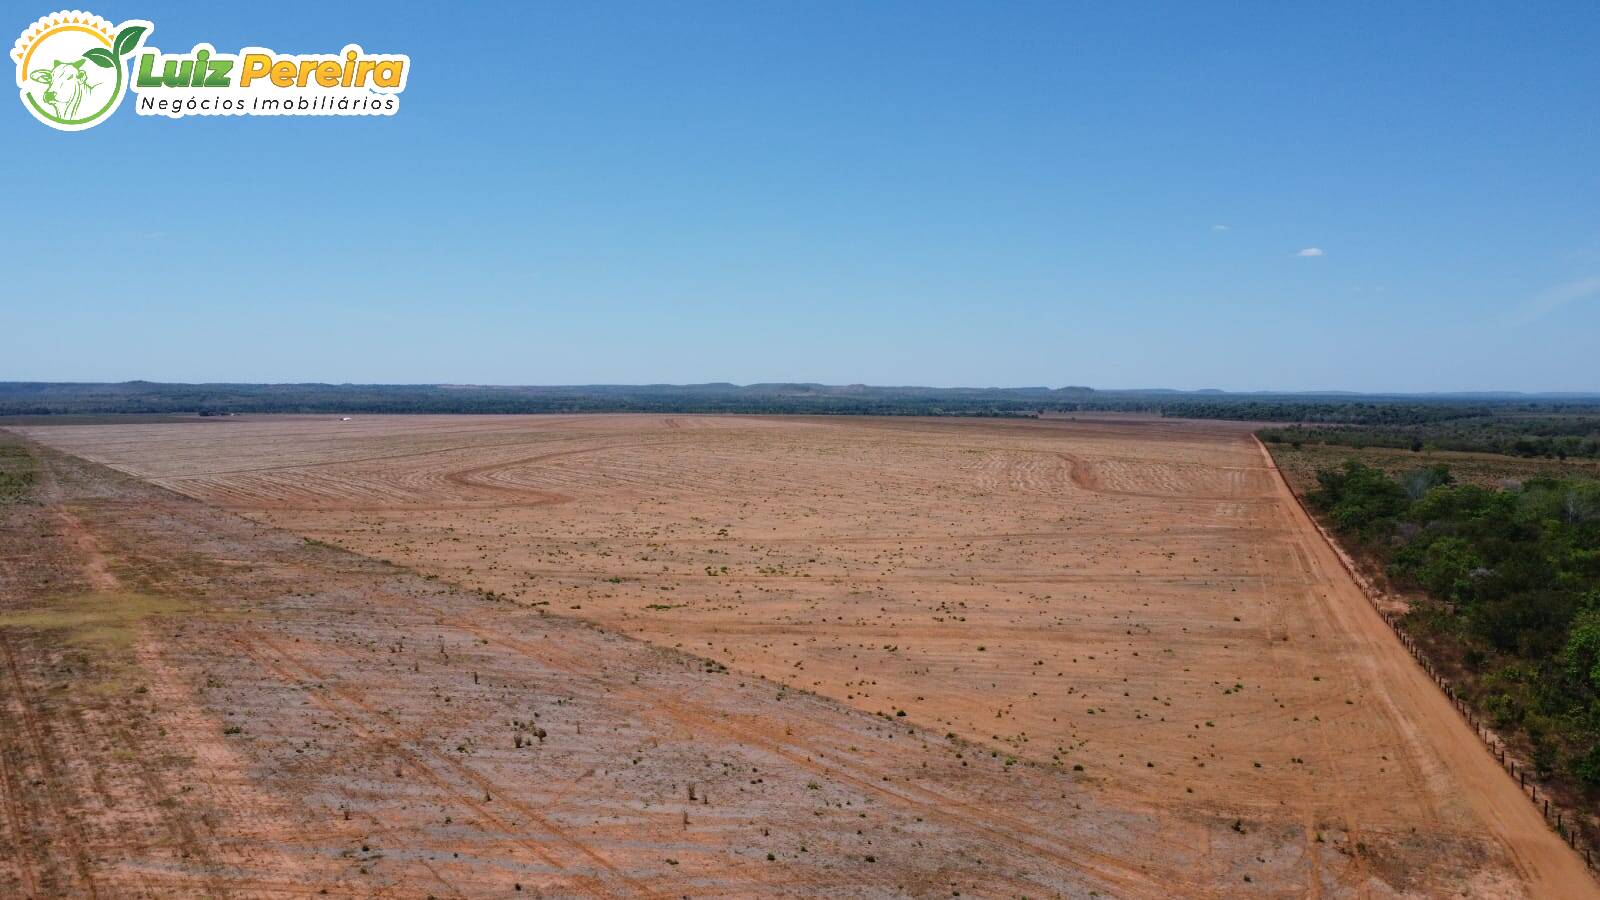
[0,591,189,649]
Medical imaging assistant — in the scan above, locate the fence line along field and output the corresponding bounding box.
[13,413,1594,896]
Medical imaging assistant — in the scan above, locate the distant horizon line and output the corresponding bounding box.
[3,380,1599,399]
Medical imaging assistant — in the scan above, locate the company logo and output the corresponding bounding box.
[13,10,147,130]
[13,9,409,131]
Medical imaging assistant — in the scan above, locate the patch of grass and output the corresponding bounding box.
[0,440,37,504]
[0,591,190,649]
[1269,441,1599,494]
[0,471,32,503]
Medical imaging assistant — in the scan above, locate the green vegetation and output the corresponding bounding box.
[0,439,36,504]
[1262,413,1600,460]
[1309,461,1600,796]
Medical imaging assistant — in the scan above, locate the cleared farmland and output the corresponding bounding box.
[13,413,1594,896]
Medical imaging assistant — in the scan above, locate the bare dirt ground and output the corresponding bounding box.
[9,413,1594,897]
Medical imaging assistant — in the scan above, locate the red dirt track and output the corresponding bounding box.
[8,413,1595,897]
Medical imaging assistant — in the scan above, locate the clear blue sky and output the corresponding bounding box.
[4,1,1597,391]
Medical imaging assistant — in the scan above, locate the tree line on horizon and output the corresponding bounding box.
[1261,416,1600,460]
[4,382,1599,434]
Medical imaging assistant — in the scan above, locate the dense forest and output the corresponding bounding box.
[1309,461,1600,802]
[4,381,1598,424]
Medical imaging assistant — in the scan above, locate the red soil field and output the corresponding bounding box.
[9,413,1594,897]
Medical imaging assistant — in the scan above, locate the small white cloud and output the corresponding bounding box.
[1511,276,1600,324]
[1297,247,1324,257]
[1212,224,1230,232]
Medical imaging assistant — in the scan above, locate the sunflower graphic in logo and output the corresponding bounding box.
[12,10,150,131]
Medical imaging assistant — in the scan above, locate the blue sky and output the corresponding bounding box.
[3,1,1597,391]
